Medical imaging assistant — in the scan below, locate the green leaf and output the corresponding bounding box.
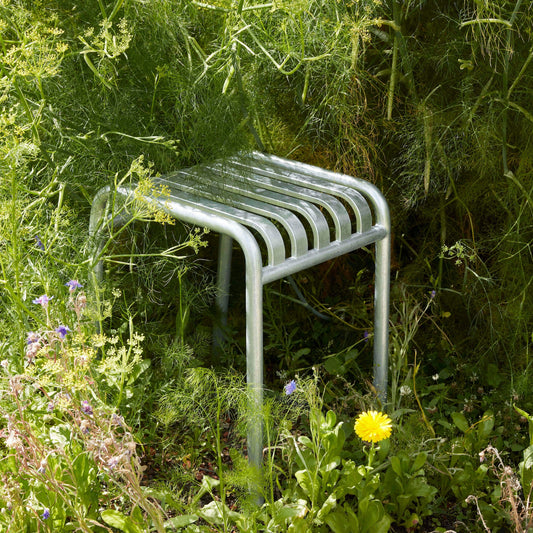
[520,445,533,493]
[101,509,144,533]
[127,359,151,385]
[324,356,342,375]
[295,469,315,497]
[325,410,337,429]
[451,412,469,433]
[198,501,241,525]
[325,508,359,533]
[164,514,199,528]
[317,493,338,521]
[358,499,391,533]
[477,411,494,440]
[49,425,71,448]
[411,452,427,473]
[390,455,403,476]
[298,435,314,449]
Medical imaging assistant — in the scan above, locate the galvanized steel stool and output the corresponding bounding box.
[89,151,391,474]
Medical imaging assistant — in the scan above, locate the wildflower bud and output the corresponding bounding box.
[34,235,45,250]
[125,441,136,455]
[111,413,124,426]
[47,402,54,412]
[400,384,412,397]
[26,332,40,344]
[81,400,93,416]
[107,456,120,469]
[32,295,53,308]
[26,342,41,362]
[76,293,87,310]
[9,377,22,396]
[37,460,47,474]
[80,420,90,434]
[5,430,22,451]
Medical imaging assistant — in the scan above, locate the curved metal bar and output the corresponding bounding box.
[90,186,266,480]
[201,162,352,241]
[149,183,286,266]
[157,174,307,259]
[230,156,373,233]
[201,164,332,248]
[245,152,391,403]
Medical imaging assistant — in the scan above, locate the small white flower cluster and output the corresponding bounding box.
[400,384,412,397]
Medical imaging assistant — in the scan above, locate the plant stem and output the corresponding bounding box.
[501,0,524,174]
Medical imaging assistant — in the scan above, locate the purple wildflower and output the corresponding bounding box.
[47,402,54,412]
[33,295,53,308]
[65,280,83,293]
[55,325,70,339]
[81,400,93,416]
[34,235,45,251]
[363,330,370,343]
[430,289,436,299]
[42,508,50,520]
[284,380,297,395]
[37,461,46,475]
[26,332,40,344]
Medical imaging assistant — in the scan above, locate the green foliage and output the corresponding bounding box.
[2,0,533,531]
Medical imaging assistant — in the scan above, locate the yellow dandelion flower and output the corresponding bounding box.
[354,410,392,443]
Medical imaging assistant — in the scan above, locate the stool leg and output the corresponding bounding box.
[373,235,391,403]
[213,234,233,352]
[245,261,264,501]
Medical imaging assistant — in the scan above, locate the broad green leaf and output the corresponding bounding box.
[477,411,494,440]
[295,469,315,497]
[101,509,143,533]
[316,493,337,521]
[325,410,336,429]
[390,455,403,476]
[520,445,533,495]
[411,452,427,473]
[198,501,241,525]
[298,435,314,449]
[164,514,199,528]
[451,412,469,433]
[49,425,71,448]
[325,508,359,533]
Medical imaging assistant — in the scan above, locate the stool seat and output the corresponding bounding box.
[89,151,391,478]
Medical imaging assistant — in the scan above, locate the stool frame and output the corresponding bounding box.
[89,152,391,476]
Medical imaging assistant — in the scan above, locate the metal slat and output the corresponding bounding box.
[153,186,286,266]
[157,173,308,259]
[200,164,331,249]
[205,162,353,241]
[230,153,374,233]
